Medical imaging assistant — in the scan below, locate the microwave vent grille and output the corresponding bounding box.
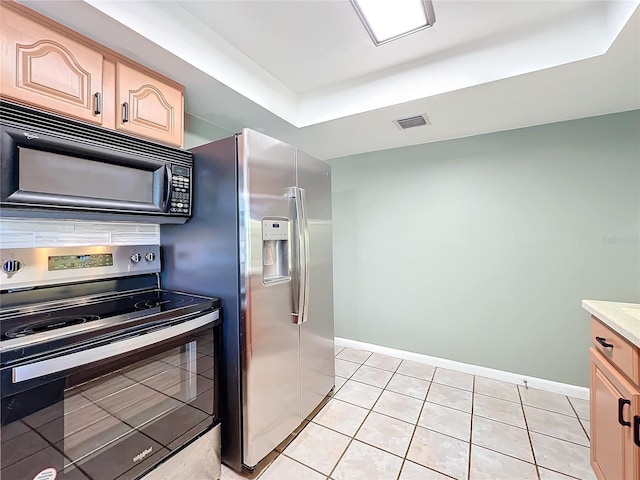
[0,101,192,166]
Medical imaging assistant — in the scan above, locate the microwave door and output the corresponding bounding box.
[0,127,167,213]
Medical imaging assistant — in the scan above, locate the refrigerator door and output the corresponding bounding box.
[296,150,335,419]
[239,130,300,468]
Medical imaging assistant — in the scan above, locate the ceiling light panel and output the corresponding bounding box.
[351,0,436,45]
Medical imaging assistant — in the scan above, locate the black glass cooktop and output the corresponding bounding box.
[0,290,215,342]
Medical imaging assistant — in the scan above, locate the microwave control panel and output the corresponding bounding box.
[170,165,191,214]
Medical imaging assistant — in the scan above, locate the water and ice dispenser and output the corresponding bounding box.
[262,219,289,284]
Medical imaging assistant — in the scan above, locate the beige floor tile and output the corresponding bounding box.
[351,365,393,388]
[355,411,414,457]
[335,345,345,356]
[427,383,473,413]
[335,359,360,378]
[386,374,430,400]
[538,467,580,480]
[568,396,590,420]
[331,440,403,480]
[530,432,596,480]
[259,455,324,480]
[397,360,436,381]
[312,399,369,436]
[418,402,471,441]
[473,393,526,428]
[469,445,537,480]
[333,379,383,409]
[399,461,453,480]
[334,376,347,392]
[471,415,534,463]
[474,377,520,403]
[373,390,424,424]
[336,348,372,364]
[364,353,402,372]
[284,423,350,475]
[518,387,574,416]
[407,426,469,480]
[433,368,474,391]
[221,465,251,479]
[524,406,589,446]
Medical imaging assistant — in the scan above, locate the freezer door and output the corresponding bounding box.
[239,130,300,468]
[296,149,335,419]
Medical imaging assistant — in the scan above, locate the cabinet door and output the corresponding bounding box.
[0,4,104,124]
[590,348,640,480]
[116,62,183,147]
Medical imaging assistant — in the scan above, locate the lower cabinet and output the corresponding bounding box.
[590,347,640,480]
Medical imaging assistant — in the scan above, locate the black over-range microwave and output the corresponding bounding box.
[0,100,193,222]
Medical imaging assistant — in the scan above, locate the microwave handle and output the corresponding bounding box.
[12,311,218,383]
[164,164,173,210]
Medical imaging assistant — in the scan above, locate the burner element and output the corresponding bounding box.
[4,315,100,339]
[133,293,193,310]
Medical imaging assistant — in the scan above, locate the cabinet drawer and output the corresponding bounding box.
[592,316,640,385]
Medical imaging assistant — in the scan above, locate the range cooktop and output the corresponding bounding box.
[0,289,220,362]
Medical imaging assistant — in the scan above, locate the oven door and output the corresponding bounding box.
[0,311,219,480]
[0,126,171,214]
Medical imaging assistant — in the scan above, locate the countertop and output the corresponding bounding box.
[582,300,640,348]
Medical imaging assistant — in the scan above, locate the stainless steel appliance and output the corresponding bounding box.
[161,128,335,470]
[0,100,192,222]
[0,245,221,480]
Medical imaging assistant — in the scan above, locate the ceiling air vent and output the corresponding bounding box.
[393,114,431,130]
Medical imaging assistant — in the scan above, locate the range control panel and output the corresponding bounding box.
[48,253,114,271]
[0,245,161,290]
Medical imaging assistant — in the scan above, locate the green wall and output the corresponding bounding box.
[329,110,640,387]
[184,113,233,149]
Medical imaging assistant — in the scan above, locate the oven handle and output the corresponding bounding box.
[11,311,218,383]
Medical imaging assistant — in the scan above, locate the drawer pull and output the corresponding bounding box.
[94,92,101,115]
[634,416,640,448]
[618,398,631,427]
[122,102,130,123]
[595,336,614,349]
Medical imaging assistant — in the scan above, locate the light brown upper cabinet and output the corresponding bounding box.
[116,62,184,147]
[0,4,104,125]
[0,1,184,147]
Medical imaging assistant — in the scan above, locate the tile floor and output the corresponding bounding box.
[222,345,593,480]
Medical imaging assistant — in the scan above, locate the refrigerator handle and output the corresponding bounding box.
[288,186,305,325]
[298,187,311,324]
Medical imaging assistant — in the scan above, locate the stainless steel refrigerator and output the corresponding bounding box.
[161,128,335,471]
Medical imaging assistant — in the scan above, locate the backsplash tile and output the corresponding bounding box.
[0,219,160,248]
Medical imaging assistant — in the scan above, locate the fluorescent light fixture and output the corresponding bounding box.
[351,0,436,46]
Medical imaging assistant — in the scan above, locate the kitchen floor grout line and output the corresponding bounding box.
[518,384,541,480]
[566,395,591,440]
[466,374,476,480]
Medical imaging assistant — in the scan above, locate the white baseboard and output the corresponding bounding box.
[335,337,589,400]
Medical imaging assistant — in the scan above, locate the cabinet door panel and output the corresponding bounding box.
[116,62,183,147]
[590,348,640,480]
[0,4,103,124]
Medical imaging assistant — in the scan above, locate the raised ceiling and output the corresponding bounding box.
[18,0,640,159]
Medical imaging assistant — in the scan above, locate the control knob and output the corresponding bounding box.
[2,259,23,274]
[145,252,156,262]
[130,253,142,263]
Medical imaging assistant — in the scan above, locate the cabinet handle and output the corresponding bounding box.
[595,336,614,349]
[94,92,101,115]
[634,416,640,448]
[618,398,631,426]
[122,102,129,123]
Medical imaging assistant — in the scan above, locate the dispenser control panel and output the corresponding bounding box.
[262,220,289,240]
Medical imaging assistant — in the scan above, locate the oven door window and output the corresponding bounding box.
[0,319,217,480]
